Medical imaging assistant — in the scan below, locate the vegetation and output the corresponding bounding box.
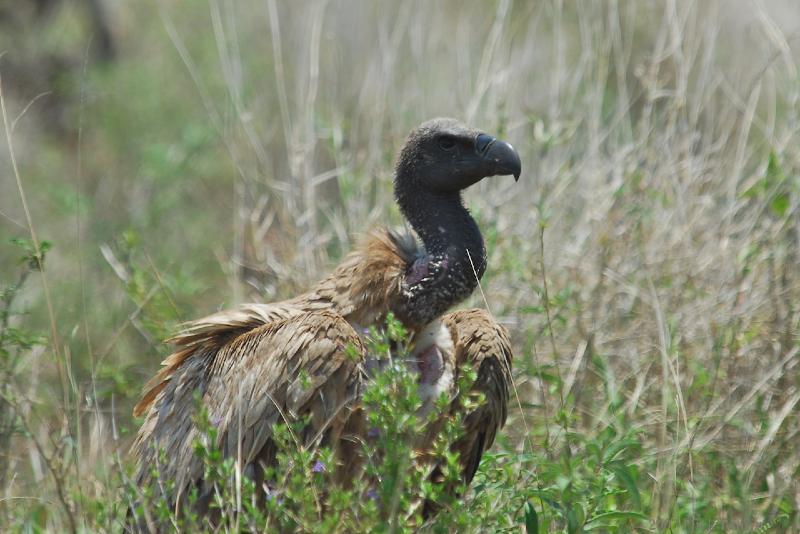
[1,1,798,532]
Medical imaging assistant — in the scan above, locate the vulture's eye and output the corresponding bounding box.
[438,136,456,151]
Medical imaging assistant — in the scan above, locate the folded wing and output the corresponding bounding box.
[422,308,513,516]
[131,310,365,511]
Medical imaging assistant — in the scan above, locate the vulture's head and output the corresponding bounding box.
[394,118,521,197]
[391,118,521,326]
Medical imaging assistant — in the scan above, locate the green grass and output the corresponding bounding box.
[1,0,799,532]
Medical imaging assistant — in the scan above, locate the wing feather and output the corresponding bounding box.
[422,308,513,516]
[131,310,365,509]
[446,308,512,480]
[133,229,417,418]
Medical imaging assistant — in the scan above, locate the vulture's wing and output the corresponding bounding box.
[133,228,418,419]
[133,302,305,417]
[423,308,513,515]
[131,310,365,510]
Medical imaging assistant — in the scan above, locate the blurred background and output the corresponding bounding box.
[1,0,799,531]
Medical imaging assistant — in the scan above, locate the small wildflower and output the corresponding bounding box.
[366,488,379,501]
[367,426,380,439]
[312,459,326,473]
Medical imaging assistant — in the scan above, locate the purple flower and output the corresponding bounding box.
[367,426,380,439]
[312,460,326,473]
[366,488,379,501]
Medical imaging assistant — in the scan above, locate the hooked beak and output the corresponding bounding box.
[476,133,522,181]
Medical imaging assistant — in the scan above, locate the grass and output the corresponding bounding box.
[1,0,799,531]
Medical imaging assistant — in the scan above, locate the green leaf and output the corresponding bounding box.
[770,193,790,217]
[519,305,545,315]
[602,438,640,464]
[739,181,762,199]
[524,501,539,534]
[740,151,787,200]
[610,462,642,509]
[566,503,584,533]
[765,151,786,185]
[584,510,649,529]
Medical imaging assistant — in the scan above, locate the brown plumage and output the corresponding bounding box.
[423,309,513,516]
[130,118,520,522]
[133,311,365,511]
[132,229,416,419]
[131,305,512,516]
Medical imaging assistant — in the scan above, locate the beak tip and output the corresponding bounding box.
[484,138,522,181]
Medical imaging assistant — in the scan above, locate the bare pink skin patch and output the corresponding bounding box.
[416,344,444,385]
[406,257,430,285]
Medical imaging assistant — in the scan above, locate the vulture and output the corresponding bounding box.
[129,118,520,525]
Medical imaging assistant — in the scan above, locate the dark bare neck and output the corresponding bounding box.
[394,186,487,326]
